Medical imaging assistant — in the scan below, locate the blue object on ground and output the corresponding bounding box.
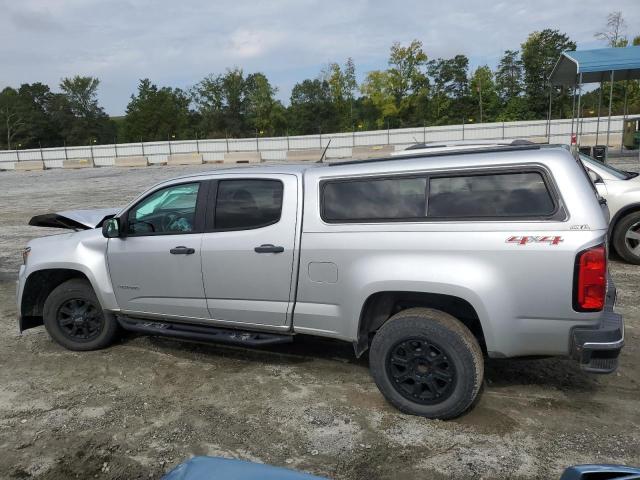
[162,456,329,480]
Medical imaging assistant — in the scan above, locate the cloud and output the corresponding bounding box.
[0,0,638,114]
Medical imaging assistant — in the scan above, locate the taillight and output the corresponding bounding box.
[573,244,607,311]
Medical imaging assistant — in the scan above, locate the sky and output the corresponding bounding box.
[1,0,639,115]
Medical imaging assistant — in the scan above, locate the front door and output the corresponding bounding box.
[201,175,298,329]
[107,181,209,319]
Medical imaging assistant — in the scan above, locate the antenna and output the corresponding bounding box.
[317,139,332,163]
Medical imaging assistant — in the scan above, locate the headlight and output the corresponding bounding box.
[22,246,31,265]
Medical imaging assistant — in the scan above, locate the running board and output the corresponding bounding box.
[117,317,293,347]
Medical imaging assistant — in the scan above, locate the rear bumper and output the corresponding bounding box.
[570,277,624,373]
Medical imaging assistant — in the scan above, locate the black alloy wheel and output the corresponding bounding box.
[386,337,456,405]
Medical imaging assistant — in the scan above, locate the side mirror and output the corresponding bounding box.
[588,170,603,184]
[102,218,121,238]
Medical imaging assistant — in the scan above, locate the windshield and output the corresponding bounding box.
[580,153,638,180]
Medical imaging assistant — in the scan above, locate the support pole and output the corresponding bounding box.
[576,73,583,145]
[605,70,614,154]
[595,79,603,145]
[620,78,629,153]
[546,83,553,141]
[570,79,577,142]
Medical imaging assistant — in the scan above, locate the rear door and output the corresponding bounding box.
[200,174,299,330]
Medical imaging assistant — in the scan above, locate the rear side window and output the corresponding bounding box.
[321,170,557,222]
[428,172,555,218]
[322,177,427,221]
[215,179,283,230]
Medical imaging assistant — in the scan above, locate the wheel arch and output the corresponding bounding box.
[20,268,93,332]
[355,290,488,358]
[609,202,640,238]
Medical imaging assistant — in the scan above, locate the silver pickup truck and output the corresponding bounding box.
[17,143,624,419]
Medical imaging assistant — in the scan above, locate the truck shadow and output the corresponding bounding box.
[484,357,599,392]
[122,332,599,392]
[128,331,366,366]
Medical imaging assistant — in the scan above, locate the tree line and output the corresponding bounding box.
[1,12,639,150]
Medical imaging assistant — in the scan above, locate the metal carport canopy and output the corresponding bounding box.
[549,46,640,85]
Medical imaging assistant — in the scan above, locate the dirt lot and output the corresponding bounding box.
[0,161,639,480]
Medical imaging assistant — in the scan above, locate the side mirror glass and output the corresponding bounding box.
[588,170,603,184]
[102,218,120,238]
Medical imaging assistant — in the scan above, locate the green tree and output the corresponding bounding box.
[192,68,282,138]
[0,88,27,149]
[59,76,115,144]
[495,50,523,102]
[245,72,284,136]
[387,40,428,103]
[360,70,398,129]
[323,58,357,130]
[470,66,500,123]
[288,79,336,134]
[427,55,470,124]
[521,29,576,118]
[191,74,225,137]
[124,79,193,141]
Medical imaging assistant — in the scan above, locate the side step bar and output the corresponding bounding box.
[117,317,293,347]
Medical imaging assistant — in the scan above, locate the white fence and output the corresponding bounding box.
[0,116,627,170]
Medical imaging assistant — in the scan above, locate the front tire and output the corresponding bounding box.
[43,279,118,351]
[369,308,484,420]
[612,211,640,265]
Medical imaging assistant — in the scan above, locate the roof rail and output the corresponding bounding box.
[404,139,536,150]
[329,144,541,167]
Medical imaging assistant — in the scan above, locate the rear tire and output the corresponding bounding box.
[612,211,640,265]
[369,307,484,420]
[43,279,118,351]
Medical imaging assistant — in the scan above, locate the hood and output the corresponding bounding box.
[29,208,120,230]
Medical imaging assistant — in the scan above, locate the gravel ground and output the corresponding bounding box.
[0,160,639,480]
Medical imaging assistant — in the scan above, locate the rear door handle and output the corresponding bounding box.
[254,244,284,254]
[170,246,195,255]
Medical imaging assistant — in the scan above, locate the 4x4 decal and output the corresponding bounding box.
[506,235,564,246]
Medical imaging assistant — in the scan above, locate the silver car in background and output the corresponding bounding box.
[581,154,640,264]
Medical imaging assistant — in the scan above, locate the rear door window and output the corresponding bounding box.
[214,179,283,230]
[428,172,555,218]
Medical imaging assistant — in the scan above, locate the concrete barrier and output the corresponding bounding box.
[352,145,395,159]
[115,156,149,167]
[223,151,262,164]
[63,158,94,169]
[577,133,622,147]
[167,153,204,165]
[286,148,324,162]
[14,160,45,171]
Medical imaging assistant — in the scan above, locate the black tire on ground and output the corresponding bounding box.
[612,211,640,265]
[369,307,484,420]
[43,278,118,351]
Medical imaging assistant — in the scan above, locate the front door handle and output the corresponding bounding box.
[254,244,284,254]
[170,246,195,255]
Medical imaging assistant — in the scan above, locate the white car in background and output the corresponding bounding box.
[581,154,640,265]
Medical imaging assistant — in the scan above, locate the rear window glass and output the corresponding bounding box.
[428,172,555,218]
[322,177,427,221]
